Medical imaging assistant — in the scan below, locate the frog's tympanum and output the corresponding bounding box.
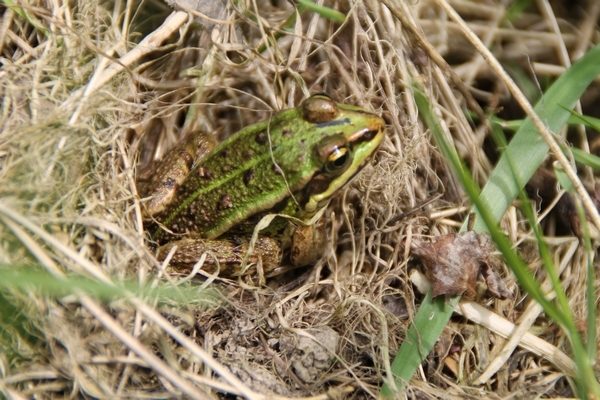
[139,94,385,275]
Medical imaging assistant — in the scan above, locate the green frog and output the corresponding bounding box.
[139,94,385,276]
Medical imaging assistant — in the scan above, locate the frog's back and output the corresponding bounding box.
[159,108,319,239]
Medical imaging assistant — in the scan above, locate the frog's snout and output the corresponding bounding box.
[349,115,385,146]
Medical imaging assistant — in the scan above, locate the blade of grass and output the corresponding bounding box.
[568,148,600,170]
[296,0,345,23]
[0,266,220,306]
[470,43,600,232]
[490,117,600,170]
[493,113,600,132]
[380,292,455,395]
[564,111,600,132]
[381,43,600,397]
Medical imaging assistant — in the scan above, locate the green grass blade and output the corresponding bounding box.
[570,147,600,170]
[565,110,600,132]
[0,266,221,306]
[493,113,600,132]
[490,114,600,170]
[296,0,346,23]
[380,293,456,396]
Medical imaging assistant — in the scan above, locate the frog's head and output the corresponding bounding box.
[299,94,385,214]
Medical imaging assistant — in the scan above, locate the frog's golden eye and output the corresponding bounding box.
[316,134,347,162]
[325,146,350,172]
[302,94,338,123]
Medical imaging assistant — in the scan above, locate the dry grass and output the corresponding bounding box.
[0,0,598,398]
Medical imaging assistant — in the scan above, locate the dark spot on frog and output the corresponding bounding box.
[282,128,292,137]
[220,149,228,158]
[255,131,268,145]
[304,174,330,196]
[163,177,176,188]
[218,194,234,210]
[243,169,254,185]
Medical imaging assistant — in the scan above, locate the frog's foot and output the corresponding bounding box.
[157,236,282,276]
[289,223,327,266]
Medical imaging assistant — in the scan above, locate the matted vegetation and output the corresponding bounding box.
[0,0,598,398]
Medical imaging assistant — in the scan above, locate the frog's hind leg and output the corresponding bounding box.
[137,133,217,218]
[156,236,282,276]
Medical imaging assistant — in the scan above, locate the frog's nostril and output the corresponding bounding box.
[349,127,381,144]
[361,129,379,142]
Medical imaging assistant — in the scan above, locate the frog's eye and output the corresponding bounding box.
[325,146,351,172]
[317,135,352,174]
[302,94,338,123]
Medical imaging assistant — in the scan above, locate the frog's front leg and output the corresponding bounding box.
[137,132,217,218]
[157,236,282,276]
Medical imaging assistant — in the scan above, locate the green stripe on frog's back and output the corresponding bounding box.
[161,108,322,239]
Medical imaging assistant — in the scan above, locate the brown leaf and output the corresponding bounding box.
[412,232,512,299]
